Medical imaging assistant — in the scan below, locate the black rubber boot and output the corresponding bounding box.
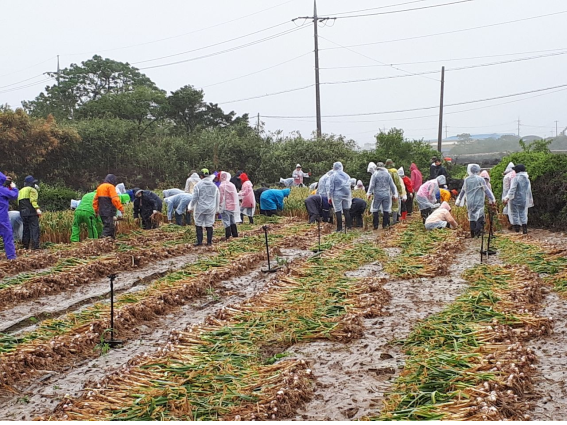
[522,224,528,234]
[206,227,214,245]
[335,212,343,232]
[240,213,244,222]
[470,229,475,238]
[383,211,391,229]
[249,216,254,224]
[195,227,203,246]
[225,227,232,240]
[514,225,521,233]
[373,212,380,230]
[344,209,352,229]
[231,223,239,237]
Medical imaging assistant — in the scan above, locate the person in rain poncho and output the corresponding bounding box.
[350,197,367,228]
[416,178,441,222]
[398,167,414,219]
[410,163,423,194]
[501,162,516,223]
[188,169,220,246]
[304,194,332,224]
[254,186,270,214]
[238,173,255,224]
[436,174,448,190]
[439,188,452,203]
[162,188,183,198]
[385,159,406,224]
[94,174,125,239]
[219,172,241,239]
[185,171,201,194]
[356,180,365,191]
[480,170,492,191]
[164,193,193,226]
[0,173,18,259]
[367,162,397,229]
[279,177,294,188]
[260,188,290,217]
[309,182,318,193]
[9,211,23,242]
[455,164,496,238]
[328,162,353,232]
[316,170,334,196]
[425,201,458,231]
[116,183,127,195]
[349,178,357,189]
[503,164,533,234]
[71,191,103,242]
[292,164,310,187]
[133,189,163,230]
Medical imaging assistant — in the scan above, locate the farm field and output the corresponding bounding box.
[0,210,566,421]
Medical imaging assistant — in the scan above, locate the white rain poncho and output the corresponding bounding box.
[416,179,440,211]
[219,172,242,227]
[163,188,183,198]
[502,162,516,215]
[367,166,397,213]
[309,182,318,191]
[185,173,201,194]
[328,162,352,213]
[188,175,220,227]
[436,175,447,187]
[116,183,126,194]
[164,193,193,221]
[505,170,533,225]
[279,177,294,188]
[455,164,496,221]
[316,170,333,196]
[349,178,357,189]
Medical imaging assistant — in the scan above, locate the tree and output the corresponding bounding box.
[519,138,552,153]
[23,55,158,120]
[456,133,473,144]
[162,85,249,134]
[374,128,439,173]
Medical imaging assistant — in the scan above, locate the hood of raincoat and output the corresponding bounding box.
[385,159,395,168]
[220,171,231,182]
[116,183,126,194]
[504,162,515,175]
[480,170,491,181]
[467,164,481,176]
[440,201,451,211]
[188,173,201,183]
[282,188,291,198]
[333,162,344,171]
[0,172,6,186]
[349,178,356,188]
[397,167,404,177]
[436,175,447,186]
[104,174,117,185]
[410,163,419,172]
[367,162,377,174]
[356,180,364,188]
[239,173,250,184]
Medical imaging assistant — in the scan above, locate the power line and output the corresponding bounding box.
[218,84,315,105]
[320,10,567,51]
[324,0,432,17]
[137,26,309,70]
[328,0,474,19]
[0,73,48,89]
[0,78,54,94]
[62,0,298,57]
[0,57,55,79]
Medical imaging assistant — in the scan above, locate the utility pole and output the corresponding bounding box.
[556,120,558,137]
[517,118,520,138]
[437,66,445,154]
[445,124,448,139]
[293,1,335,139]
[56,55,60,85]
[257,113,260,134]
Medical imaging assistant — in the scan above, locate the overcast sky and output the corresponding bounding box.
[2,0,566,144]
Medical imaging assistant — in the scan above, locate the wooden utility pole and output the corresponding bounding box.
[556,120,558,137]
[293,1,335,139]
[517,118,520,138]
[257,113,260,134]
[437,66,445,154]
[56,55,60,85]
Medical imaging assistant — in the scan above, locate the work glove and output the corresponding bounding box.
[402,195,407,201]
[10,182,16,189]
[433,203,440,209]
[366,193,372,200]
[36,209,42,216]
[113,216,118,222]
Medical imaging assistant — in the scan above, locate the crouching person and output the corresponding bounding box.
[424,201,458,231]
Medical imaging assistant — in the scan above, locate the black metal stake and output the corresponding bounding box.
[106,274,123,347]
[261,225,280,273]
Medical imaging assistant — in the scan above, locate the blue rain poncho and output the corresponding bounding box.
[455,164,496,221]
[188,175,220,227]
[327,162,352,213]
[0,172,19,259]
[504,170,533,225]
[260,188,290,211]
[162,188,183,198]
[367,166,397,213]
[164,193,193,221]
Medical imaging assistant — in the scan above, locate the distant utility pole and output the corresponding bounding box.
[517,118,520,138]
[445,124,448,139]
[257,113,260,134]
[437,66,445,153]
[556,120,559,137]
[57,55,60,85]
[293,0,335,139]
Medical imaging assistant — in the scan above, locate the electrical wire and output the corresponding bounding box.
[330,0,474,19]
[324,0,432,17]
[0,57,55,79]
[0,74,49,89]
[218,84,315,105]
[0,78,54,94]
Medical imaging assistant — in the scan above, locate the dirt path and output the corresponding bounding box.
[0,248,312,421]
[288,238,480,421]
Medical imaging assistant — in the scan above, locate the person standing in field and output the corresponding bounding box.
[385,159,406,224]
[328,162,353,232]
[219,171,241,239]
[456,164,496,238]
[398,167,414,219]
[501,162,516,224]
[18,175,41,250]
[367,162,397,229]
[71,191,102,242]
[93,174,125,239]
[503,164,533,234]
[292,164,310,187]
[185,171,201,194]
[0,173,18,259]
[188,169,220,246]
[238,172,255,224]
[410,162,423,194]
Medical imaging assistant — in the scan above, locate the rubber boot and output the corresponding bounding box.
[206,227,214,245]
[231,223,239,238]
[383,211,391,229]
[401,211,407,221]
[240,213,244,222]
[344,209,352,229]
[470,229,475,238]
[392,211,398,224]
[225,226,232,240]
[514,225,521,233]
[335,212,343,232]
[373,212,380,230]
[522,224,528,234]
[195,227,203,246]
[249,216,254,224]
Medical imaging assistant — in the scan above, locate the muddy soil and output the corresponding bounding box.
[0,248,312,421]
[288,238,480,421]
[0,253,203,334]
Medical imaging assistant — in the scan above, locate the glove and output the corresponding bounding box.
[36,209,42,216]
[113,216,118,222]
[10,182,16,189]
[116,210,123,218]
[152,210,159,215]
[392,196,398,201]
[402,195,407,202]
[366,193,372,200]
[433,203,440,209]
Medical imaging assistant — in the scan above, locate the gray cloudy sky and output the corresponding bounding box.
[2,0,566,144]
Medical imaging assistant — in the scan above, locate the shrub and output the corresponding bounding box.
[37,184,81,212]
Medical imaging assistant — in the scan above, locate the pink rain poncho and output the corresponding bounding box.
[416,179,439,211]
[410,163,423,193]
[219,172,241,226]
[239,173,256,217]
[480,170,492,191]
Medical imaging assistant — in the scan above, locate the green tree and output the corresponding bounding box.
[519,138,552,153]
